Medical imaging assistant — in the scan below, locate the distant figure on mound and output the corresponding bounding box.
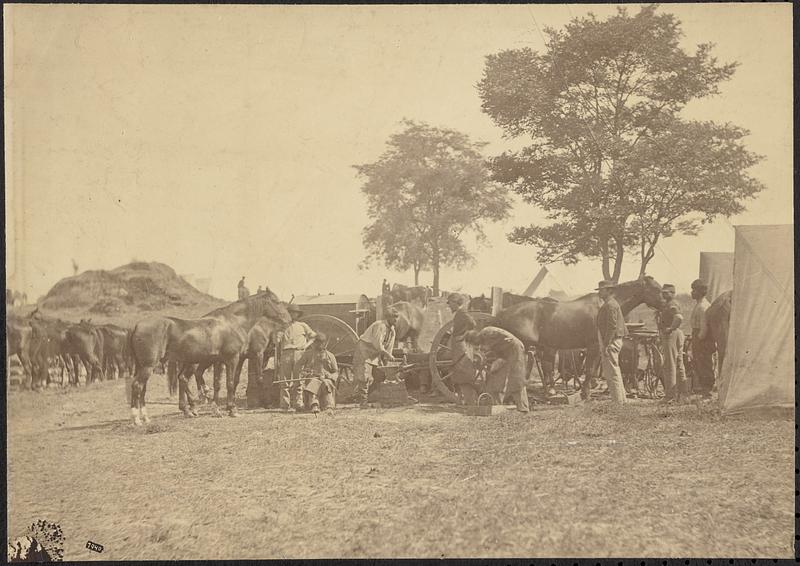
[238,276,249,300]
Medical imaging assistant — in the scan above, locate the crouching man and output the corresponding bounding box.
[465,326,530,413]
[298,333,338,414]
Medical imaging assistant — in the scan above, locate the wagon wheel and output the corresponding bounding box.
[428,311,495,396]
[299,314,359,400]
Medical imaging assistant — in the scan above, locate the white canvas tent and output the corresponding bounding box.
[718,225,794,414]
[522,265,582,300]
[699,252,734,302]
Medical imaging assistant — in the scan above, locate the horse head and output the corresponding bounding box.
[246,290,292,327]
[615,275,664,313]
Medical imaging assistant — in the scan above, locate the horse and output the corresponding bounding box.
[390,301,425,352]
[494,276,665,397]
[6,315,33,386]
[704,290,731,379]
[66,320,106,384]
[98,323,133,379]
[28,314,79,387]
[390,284,430,308]
[468,294,492,313]
[178,317,280,412]
[128,290,291,425]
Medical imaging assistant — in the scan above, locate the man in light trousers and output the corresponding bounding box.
[278,304,316,412]
[657,283,687,402]
[595,280,628,404]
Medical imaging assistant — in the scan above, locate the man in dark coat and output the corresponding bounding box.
[444,293,478,404]
[595,280,628,404]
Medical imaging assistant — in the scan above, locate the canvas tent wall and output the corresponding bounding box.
[699,252,734,302]
[522,265,582,300]
[718,224,794,414]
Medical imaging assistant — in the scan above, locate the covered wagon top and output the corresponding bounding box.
[292,293,371,307]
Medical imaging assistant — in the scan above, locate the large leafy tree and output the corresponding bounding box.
[478,4,764,281]
[355,120,511,294]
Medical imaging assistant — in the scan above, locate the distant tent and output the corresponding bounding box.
[699,252,734,302]
[522,265,581,300]
[718,225,794,414]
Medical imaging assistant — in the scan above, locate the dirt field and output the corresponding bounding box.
[7,374,794,559]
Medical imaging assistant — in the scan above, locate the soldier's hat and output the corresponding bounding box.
[662,283,676,293]
[385,307,400,319]
[691,279,708,290]
[312,332,327,345]
[595,280,617,290]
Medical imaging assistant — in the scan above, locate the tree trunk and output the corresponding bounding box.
[611,237,624,283]
[600,238,612,280]
[432,247,440,296]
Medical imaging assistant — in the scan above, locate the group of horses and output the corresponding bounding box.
[7,276,733,424]
[454,277,732,398]
[7,310,133,390]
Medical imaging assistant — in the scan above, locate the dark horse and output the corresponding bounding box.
[129,290,291,425]
[494,276,665,397]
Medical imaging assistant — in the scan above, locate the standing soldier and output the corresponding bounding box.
[238,276,248,300]
[352,307,400,408]
[690,279,715,399]
[442,293,478,404]
[595,280,628,404]
[298,333,339,414]
[657,283,687,403]
[277,304,316,412]
[465,326,530,413]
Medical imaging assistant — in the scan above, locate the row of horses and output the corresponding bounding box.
[7,311,133,389]
[454,277,732,397]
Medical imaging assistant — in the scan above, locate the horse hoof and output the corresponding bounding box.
[212,409,223,418]
[182,410,195,418]
[133,417,142,426]
[228,410,239,418]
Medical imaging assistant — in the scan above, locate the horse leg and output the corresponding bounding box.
[541,348,556,396]
[167,360,178,397]
[178,365,199,418]
[211,362,224,418]
[194,364,211,402]
[139,373,151,424]
[131,366,150,425]
[233,355,248,411]
[226,356,241,417]
[581,348,600,400]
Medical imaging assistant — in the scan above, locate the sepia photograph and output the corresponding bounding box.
[4,3,794,560]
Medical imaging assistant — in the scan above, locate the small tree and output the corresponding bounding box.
[478,4,763,281]
[355,120,511,294]
[360,217,431,285]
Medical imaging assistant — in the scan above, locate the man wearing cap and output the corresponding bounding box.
[352,308,400,408]
[657,283,687,402]
[690,279,714,398]
[595,280,628,404]
[465,326,530,413]
[298,333,339,414]
[277,304,316,412]
[443,293,479,404]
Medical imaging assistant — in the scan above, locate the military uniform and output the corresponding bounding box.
[690,283,715,395]
[473,326,530,412]
[658,297,687,400]
[298,347,338,411]
[448,309,478,404]
[595,288,628,404]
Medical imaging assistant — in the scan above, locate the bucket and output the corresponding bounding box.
[464,393,494,417]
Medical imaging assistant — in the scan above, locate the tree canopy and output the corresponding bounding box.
[355,120,511,293]
[478,4,764,280]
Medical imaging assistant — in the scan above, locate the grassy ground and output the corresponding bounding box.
[7,373,794,560]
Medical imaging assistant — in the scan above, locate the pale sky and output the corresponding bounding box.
[4,3,793,302]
